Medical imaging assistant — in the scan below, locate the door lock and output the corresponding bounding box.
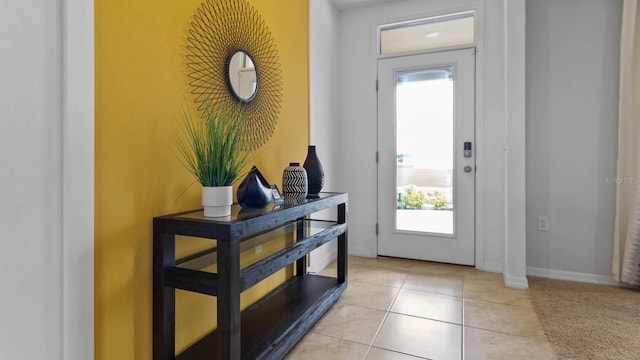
[464,142,472,157]
[464,165,473,173]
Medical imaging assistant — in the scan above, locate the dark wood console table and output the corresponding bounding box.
[153,192,348,360]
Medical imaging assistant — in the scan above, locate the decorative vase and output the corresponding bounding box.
[202,186,233,217]
[303,145,324,198]
[283,197,305,206]
[282,162,308,199]
[237,166,273,209]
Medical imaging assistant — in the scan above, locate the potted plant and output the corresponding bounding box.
[174,103,251,217]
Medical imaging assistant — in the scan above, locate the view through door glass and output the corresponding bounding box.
[396,67,454,235]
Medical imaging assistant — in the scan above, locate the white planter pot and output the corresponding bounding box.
[202,186,233,217]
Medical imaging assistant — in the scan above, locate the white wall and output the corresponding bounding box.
[0,1,94,359]
[0,1,63,358]
[526,0,622,283]
[315,0,621,283]
[335,0,380,257]
[503,0,528,288]
[62,0,95,358]
[309,0,342,272]
[331,0,525,279]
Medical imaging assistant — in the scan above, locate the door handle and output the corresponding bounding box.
[464,165,473,173]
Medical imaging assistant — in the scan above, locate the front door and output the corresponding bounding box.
[377,48,475,265]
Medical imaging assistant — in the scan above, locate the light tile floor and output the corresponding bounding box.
[285,256,557,360]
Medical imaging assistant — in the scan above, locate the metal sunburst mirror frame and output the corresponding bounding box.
[185,0,283,151]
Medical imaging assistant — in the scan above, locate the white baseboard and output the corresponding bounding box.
[470,261,528,289]
[349,247,376,258]
[308,244,337,273]
[504,274,529,289]
[478,261,502,273]
[308,245,378,273]
[527,266,617,286]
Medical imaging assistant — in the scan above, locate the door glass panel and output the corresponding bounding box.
[395,67,454,234]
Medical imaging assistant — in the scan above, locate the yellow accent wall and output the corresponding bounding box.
[95,1,309,358]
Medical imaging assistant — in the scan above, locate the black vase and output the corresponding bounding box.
[303,145,324,198]
[237,166,273,209]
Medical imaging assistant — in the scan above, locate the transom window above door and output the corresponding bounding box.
[379,12,475,55]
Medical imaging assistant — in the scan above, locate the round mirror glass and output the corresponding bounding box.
[226,51,258,102]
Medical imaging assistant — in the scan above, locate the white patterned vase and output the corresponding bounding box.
[282,162,308,199]
[202,186,233,217]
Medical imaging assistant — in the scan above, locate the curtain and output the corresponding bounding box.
[613,0,640,286]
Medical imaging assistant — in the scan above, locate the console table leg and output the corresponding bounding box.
[153,228,175,360]
[337,203,348,284]
[295,217,307,276]
[217,239,241,359]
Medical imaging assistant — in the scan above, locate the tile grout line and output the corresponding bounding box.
[461,271,467,360]
[460,324,549,341]
[463,296,537,309]
[361,270,406,359]
[323,257,551,359]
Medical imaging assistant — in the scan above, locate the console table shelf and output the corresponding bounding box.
[176,275,344,360]
[153,192,348,360]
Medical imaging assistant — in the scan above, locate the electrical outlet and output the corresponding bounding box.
[537,216,549,231]
[254,245,262,254]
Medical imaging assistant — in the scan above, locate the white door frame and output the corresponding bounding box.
[62,0,94,358]
[369,0,527,288]
[373,3,487,269]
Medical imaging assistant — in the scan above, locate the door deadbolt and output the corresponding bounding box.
[464,165,473,173]
[464,142,472,157]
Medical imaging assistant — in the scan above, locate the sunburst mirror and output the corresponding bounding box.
[185,0,283,151]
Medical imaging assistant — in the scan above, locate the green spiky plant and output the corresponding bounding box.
[173,103,252,187]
